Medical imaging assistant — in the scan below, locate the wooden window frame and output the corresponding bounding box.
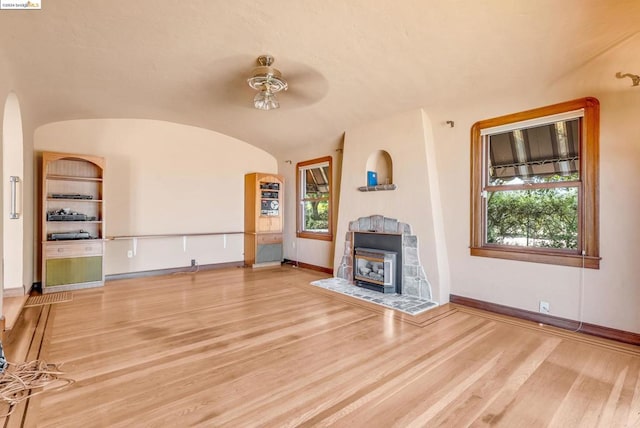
[296,156,333,241]
[470,97,600,269]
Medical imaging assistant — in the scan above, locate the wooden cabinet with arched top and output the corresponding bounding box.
[41,151,105,292]
[244,172,283,267]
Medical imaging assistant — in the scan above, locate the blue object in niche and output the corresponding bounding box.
[367,171,378,186]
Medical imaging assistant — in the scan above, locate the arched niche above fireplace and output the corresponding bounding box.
[358,150,396,191]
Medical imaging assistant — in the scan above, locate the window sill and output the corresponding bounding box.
[297,231,333,242]
[470,246,600,269]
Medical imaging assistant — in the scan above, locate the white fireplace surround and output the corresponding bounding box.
[336,215,433,300]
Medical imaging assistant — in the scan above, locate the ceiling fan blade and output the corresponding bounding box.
[199,54,330,109]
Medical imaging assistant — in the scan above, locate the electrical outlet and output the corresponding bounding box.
[539,301,550,314]
[127,250,133,258]
[191,259,197,267]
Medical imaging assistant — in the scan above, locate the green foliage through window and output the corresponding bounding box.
[297,156,332,240]
[486,187,578,249]
[471,98,600,268]
[304,200,329,231]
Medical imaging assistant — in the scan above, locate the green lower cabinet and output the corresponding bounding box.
[256,244,283,264]
[46,256,103,287]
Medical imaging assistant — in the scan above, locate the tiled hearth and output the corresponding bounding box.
[310,277,437,316]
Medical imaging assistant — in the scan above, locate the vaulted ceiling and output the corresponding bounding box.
[1,0,638,155]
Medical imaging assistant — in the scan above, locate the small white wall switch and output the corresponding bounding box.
[127,250,133,258]
[539,301,550,314]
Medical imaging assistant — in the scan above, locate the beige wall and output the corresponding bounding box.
[0,56,12,312]
[333,109,450,303]
[276,137,343,269]
[424,86,640,333]
[2,93,24,291]
[420,35,640,333]
[34,119,277,275]
[0,58,33,302]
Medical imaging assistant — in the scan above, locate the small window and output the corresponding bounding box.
[296,156,333,241]
[470,98,600,268]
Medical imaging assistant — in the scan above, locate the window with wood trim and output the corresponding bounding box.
[470,98,600,268]
[296,156,333,241]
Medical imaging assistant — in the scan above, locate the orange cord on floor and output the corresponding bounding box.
[0,360,74,416]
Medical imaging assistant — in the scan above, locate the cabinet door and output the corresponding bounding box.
[46,256,103,286]
[257,216,282,233]
[256,244,283,263]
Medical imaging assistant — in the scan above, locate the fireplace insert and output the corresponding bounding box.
[354,247,397,293]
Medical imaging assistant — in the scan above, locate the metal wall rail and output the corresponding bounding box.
[105,232,245,256]
[106,232,244,240]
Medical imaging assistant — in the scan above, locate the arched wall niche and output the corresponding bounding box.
[365,150,393,185]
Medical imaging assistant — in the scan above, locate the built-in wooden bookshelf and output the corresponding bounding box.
[244,173,284,267]
[41,152,105,292]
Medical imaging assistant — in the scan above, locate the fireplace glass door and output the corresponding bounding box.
[354,247,397,293]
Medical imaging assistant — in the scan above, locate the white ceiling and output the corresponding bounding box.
[1,0,639,155]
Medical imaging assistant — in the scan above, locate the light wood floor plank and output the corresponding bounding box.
[3,265,638,427]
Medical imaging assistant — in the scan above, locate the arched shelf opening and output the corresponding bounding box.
[359,150,396,191]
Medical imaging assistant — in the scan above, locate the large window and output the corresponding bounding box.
[297,156,333,241]
[470,98,600,268]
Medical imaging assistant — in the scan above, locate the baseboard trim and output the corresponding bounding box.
[450,294,640,346]
[106,261,245,281]
[3,286,26,297]
[283,259,333,275]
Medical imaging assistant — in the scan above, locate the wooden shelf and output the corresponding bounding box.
[357,184,398,192]
[44,238,104,242]
[47,174,103,182]
[47,198,103,202]
[46,220,102,224]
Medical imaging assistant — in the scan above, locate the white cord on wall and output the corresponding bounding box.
[571,250,585,333]
[571,194,587,334]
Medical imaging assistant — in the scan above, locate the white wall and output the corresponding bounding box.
[34,119,277,275]
[333,109,450,303]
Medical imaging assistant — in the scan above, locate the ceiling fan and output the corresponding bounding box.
[247,55,288,110]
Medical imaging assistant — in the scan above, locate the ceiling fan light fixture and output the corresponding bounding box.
[247,55,287,110]
[254,88,280,110]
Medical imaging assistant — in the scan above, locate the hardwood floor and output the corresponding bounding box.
[3,266,640,427]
